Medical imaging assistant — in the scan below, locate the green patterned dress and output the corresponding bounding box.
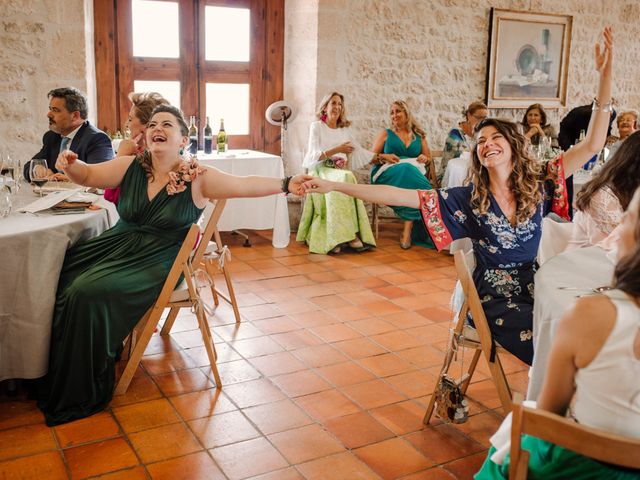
[37,159,203,426]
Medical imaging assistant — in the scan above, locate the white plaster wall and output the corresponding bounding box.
[284,0,640,174]
[0,0,97,160]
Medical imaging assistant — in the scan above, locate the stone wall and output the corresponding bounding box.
[284,0,640,174]
[0,0,96,160]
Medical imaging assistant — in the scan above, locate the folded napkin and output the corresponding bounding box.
[489,400,537,465]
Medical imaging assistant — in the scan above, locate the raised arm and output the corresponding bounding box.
[303,177,420,209]
[55,150,135,188]
[562,27,613,177]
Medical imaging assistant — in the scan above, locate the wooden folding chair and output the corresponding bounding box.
[115,201,227,395]
[423,249,513,424]
[201,203,241,324]
[509,394,640,479]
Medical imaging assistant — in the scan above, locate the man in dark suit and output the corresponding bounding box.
[25,87,114,181]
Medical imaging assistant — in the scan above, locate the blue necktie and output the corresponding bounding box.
[60,136,70,153]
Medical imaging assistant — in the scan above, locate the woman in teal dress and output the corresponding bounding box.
[38,105,309,425]
[371,100,433,249]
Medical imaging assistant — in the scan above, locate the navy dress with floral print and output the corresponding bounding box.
[418,156,569,365]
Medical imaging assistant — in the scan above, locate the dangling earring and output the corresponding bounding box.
[179,147,184,156]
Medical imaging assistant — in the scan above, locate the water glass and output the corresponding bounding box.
[0,189,11,218]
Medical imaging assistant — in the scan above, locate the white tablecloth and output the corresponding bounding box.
[199,150,290,248]
[527,246,614,400]
[0,188,117,381]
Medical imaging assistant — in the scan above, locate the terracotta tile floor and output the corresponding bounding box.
[0,225,529,479]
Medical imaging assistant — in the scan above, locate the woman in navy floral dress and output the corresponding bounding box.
[302,27,614,364]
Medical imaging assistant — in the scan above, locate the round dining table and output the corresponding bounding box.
[526,245,615,400]
[0,186,118,381]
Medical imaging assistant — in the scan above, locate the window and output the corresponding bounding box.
[94,0,284,152]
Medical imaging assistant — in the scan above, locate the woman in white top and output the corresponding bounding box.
[476,186,640,478]
[568,130,640,250]
[297,92,377,254]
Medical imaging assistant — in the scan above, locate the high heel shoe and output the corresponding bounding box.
[400,236,412,250]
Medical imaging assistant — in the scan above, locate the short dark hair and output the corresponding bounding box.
[48,87,88,119]
[150,104,189,136]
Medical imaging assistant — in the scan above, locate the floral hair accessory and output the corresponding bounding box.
[166,157,205,195]
[320,113,327,122]
[324,156,346,169]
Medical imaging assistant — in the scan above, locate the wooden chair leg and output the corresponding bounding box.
[204,259,220,307]
[488,355,512,414]
[115,306,161,395]
[461,349,482,395]
[160,307,179,335]
[221,265,241,324]
[423,339,457,425]
[195,305,222,388]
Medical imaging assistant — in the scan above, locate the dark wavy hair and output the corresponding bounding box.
[137,105,189,181]
[576,130,640,212]
[521,103,549,129]
[468,118,545,224]
[613,187,640,299]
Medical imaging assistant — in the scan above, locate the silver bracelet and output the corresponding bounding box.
[592,97,614,113]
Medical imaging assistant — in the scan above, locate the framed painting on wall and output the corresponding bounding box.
[486,8,572,109]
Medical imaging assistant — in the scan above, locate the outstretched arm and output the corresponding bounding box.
[195,167,311,201]
[303,177,421,209]
[56,150,135,188]
[562,27,613,177]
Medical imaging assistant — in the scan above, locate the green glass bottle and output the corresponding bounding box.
[216,118,227,153]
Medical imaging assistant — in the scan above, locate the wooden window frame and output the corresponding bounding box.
[94,0,284,154]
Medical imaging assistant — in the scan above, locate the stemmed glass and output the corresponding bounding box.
[30,159,49,197]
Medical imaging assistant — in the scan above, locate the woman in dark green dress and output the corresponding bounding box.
[38,105,308,426]
[370,100,433,249]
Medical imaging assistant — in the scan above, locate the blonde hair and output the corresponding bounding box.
[316,91,351,128]
[390,100,426,139]
[468,118,548,224]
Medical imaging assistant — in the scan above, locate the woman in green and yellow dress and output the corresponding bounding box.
[297,91,377,254]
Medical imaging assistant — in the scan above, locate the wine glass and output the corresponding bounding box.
[0,188,11,218]
[30,159,49,197]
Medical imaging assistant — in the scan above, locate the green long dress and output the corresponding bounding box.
[370,129,433,248]
[476,440,640,479]
[37,159,203,426]
[297,166,376,254]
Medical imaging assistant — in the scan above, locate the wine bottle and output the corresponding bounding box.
[204,117,213,154]
[217,118,227,154]
[189,115,198,155]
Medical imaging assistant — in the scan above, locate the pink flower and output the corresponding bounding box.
[334,157,346,169]
[166,158,205,195]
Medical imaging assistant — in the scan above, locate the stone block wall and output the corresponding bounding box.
[0,0,95,160]
[284,0,640,175]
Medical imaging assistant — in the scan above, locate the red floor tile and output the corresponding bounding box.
[0,401,44,431]
[0,451,67,480]
[209,437,288,480]
[112,397,180,434]
[189,410,260,448]
[297,451,379,479]
[354,438,434,480]
[54,411,120,448]
[242,398,313,435]
[324,411,395,448]
[147,451,226,480]
[128,422,202,464]
[222,378,286,408]
[404,423,485,464]
[272,370,332,397]
[0,424,57,461]
[268,424,345,464]
[294,389,361,422]
[341,379,407,409]
[315,361,376,387]
[64,437,139,479]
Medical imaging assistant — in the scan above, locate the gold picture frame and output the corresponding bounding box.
[486,8,573,109]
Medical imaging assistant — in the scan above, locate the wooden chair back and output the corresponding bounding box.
[115,200,226,395]
[509,394,640,479]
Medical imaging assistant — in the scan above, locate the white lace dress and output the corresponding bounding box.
[567,187,621,250]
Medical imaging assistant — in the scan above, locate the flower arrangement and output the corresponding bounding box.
[167,158,205,195]
[324,156,347,169]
